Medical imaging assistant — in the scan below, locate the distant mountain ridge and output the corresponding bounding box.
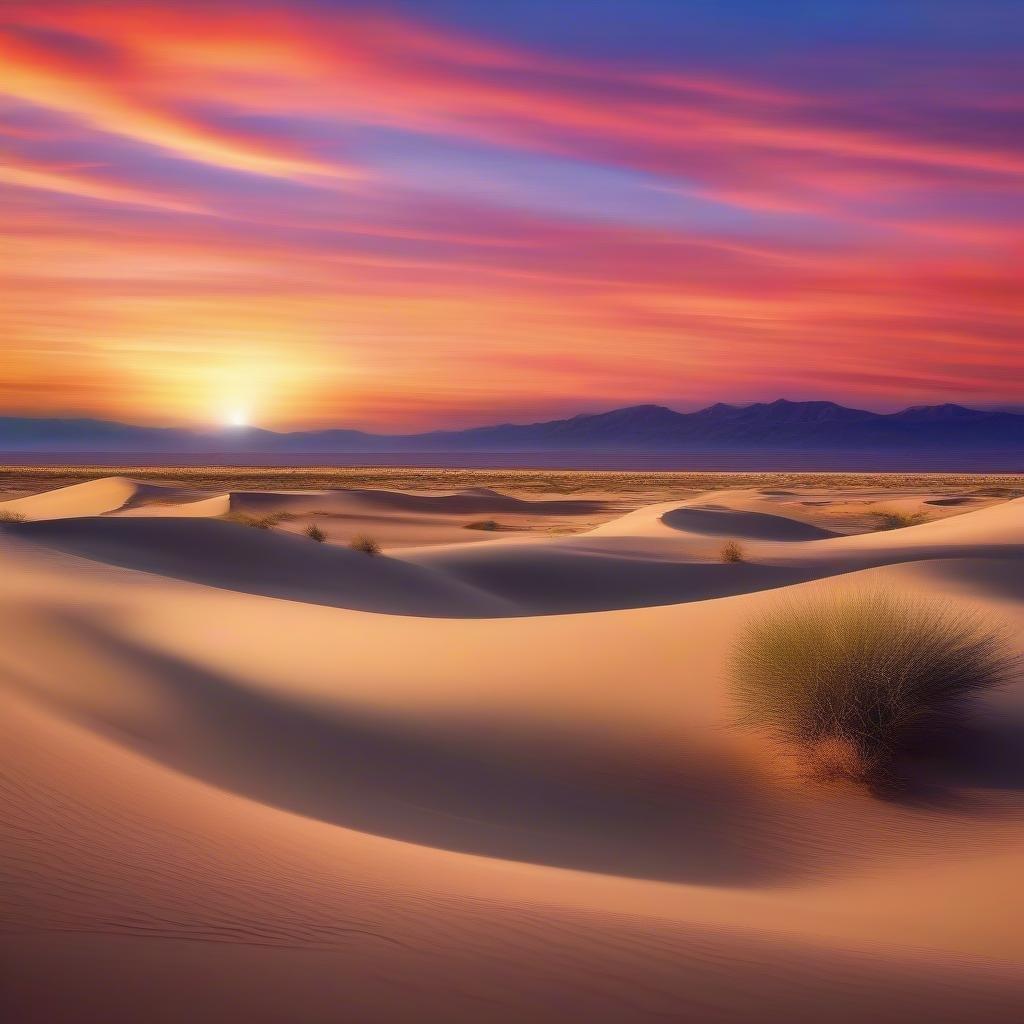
[1,399,1022,456]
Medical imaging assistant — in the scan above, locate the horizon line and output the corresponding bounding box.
[1,397,1019,436]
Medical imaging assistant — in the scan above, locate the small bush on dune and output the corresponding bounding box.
[465,519,500,531]
[731,589,1015,787]
[720,539,745,563]
[874,509,929,531]
[350,535,380,556]
[227,513,269,529]
[238,514,275,529]
[0,510,27,524]
[227,511,293,530]
[304,524,327,543]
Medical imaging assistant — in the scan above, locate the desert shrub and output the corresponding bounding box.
[350,535,380,556]
[227,511,293,529]
[874,509,929,530]
[720,539,744,563]
[465,519,500,531]
[730,589,1015,785]
[232,514,274,529]
[0,509,27,523]
[304,524,327,543]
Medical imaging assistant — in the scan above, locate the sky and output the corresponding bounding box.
[1,0,1022,431]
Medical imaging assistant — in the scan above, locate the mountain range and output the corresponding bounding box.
[1,400,1022,458]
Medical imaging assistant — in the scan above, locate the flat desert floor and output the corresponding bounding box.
[1,470,1023,1022]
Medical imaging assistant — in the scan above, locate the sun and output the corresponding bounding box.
[225,408,249,428]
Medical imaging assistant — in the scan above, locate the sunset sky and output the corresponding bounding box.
[2,0,1022,430]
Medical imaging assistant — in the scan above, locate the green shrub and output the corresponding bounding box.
[350,535,380,556]
[730,589,1015,786]
[720,539,744,563]
[304,524,327,543]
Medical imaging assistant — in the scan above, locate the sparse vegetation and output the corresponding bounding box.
[720,539,745,562]
[0,509,27,523]
[350,535,381,556]
[731,589,1015,787]
[874,509,929,530]
[1,467,1020,502]
[228,513,275,529]
[465,519,501,531]
[304,524,327,543]
[227,511,294,529]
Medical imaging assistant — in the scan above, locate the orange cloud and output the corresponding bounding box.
[0,27,352,181]
[0,152,208,212]
[6,2,1021,202]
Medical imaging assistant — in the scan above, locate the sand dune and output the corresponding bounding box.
[3,476,610,528]
[227,485,607,517]
[587,489,833,539]
[115,492,231,517]
[926,495,980,506]
[661,503,837,540]
[105,480,617,546]
[403,538,813,613]
[233,486,617,549]
[9,516,515,616]
[0,475,177,520]
[403,495,1024,612]
[2,476,1022,1021]
[779,497,1024,574]
[6,671,1021,1024]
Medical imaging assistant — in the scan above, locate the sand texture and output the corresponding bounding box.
[1,476,1022,1022]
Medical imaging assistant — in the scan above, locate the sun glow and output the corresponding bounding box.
[225,407,249,428]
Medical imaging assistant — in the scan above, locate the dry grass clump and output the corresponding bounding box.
[731,589,1015,787]
[465,519,501,531]
[349,535,380,556]
[304,524,327,543]
[228,513,276,529]
[0,509,27,523]
[874,509,929,530]
[720,539,745,563]
[227,511,294,529]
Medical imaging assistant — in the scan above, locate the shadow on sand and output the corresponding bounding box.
[6,613,850,887]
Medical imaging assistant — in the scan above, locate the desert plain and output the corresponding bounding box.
[1,467,1023,1022]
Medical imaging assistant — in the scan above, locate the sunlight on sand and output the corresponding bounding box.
[1,474,1022,1022]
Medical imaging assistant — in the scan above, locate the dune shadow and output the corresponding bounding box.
[917,715,1024,795]
[410,544,820,614]
[233,487,608,517]
[661,506,836,541]
[924,558,1024,603]
[14,517,824,617]
[9,616,832,887]
[12,517,513,618]
[858,706,1024,815]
